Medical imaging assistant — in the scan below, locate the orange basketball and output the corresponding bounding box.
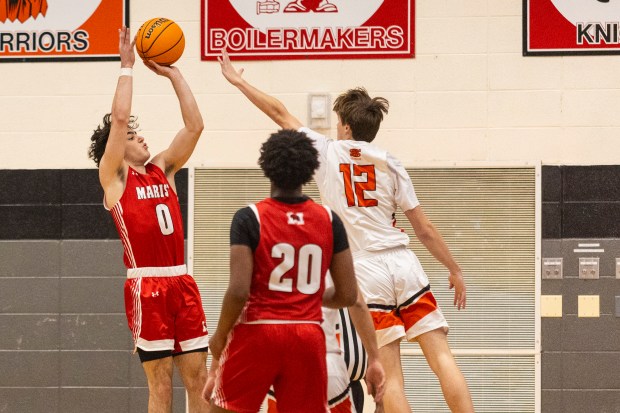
[135,18,185,66]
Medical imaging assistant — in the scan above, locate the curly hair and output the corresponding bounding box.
[258,129,319,190]
[333,87,389,143]
[88,114,138,167]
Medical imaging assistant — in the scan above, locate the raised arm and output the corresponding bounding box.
[148,62,204,178]
[405,206,467,310]
[347,290,386,403]
[218,49,302,130]
[98,27,135,200]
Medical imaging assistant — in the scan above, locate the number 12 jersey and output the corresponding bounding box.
[300,127,420,254]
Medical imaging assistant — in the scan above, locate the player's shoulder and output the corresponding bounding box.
[299,126,331,143]
[233,205,257,223]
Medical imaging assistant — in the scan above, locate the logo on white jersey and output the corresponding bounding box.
[287,211,305,225]
[349,148,362,159]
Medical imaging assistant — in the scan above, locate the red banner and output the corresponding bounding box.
[202,0,414,60]
[525,0,620,55]
[0,0,129,62]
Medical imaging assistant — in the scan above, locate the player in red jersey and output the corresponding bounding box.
[202,130,359,413]
[87,27,209,413]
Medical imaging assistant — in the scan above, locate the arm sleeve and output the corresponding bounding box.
[387,152,420,212]
[230,207,260,251]
[299,126,330,155]
[331,212,349,254]
[298,127,331,185]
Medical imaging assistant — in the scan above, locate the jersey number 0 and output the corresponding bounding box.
[269,243,322,294]
[156,204,175,235]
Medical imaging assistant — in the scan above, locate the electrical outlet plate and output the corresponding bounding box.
[541,295,563,317]
[542,258,563,279]
[578,257,599,280]
[307,94,330,129]
[578,295,600,318]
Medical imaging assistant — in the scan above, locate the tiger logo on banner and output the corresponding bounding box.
[202,0,414,60]
[0,0,128,62]
[0,0,48,23]
[525,0,620,55]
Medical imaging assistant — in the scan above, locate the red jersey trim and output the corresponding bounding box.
[111,202,138,268]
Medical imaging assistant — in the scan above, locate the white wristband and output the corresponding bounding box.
[119,67,133,77]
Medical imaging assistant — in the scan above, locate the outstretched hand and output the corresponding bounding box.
[218,48,244,86]
[143,59,179,79]
[118,26,135,68]
[449,271,467,310]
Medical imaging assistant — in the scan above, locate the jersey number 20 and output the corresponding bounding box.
[339,163,378,207]
[269,243,322,294]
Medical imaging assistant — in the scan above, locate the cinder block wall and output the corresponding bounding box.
[3,0,620,412]
[541,165,620,413]
[0,169,188,413]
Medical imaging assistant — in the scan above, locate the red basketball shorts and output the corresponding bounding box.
[124,273,209,353]
[212,323,329,413]
[267,351,354,413]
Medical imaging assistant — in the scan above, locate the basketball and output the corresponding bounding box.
[135,18,185,66]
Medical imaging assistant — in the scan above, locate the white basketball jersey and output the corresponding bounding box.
[300,127,420,253]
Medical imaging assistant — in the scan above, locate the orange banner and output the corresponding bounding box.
[0,0,128,62]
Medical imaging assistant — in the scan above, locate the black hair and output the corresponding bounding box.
[88,114,138,167]
[333,87,389,143]
[258,129,319,190]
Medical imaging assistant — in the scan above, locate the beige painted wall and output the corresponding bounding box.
[1,0,618,170]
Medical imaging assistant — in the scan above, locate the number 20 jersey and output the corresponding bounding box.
[241,198,334,323]
[300,127,420,254]
[108,163,185,269]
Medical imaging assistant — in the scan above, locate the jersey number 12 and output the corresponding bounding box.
[339,163,378,207]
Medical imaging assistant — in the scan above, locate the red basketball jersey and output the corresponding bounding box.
[109,164,185,269]
[242,198,334,323]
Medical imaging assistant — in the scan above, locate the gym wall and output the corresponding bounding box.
[1,1,619,412]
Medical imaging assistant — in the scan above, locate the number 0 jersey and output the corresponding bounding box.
[300,127,420,254]
[230,197,349,323]
[107,163,185,269]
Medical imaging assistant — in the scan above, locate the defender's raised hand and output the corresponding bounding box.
[218,48,245,86]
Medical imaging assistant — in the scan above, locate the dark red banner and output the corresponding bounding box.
[202,0,414,60]
[525,0,620,55]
